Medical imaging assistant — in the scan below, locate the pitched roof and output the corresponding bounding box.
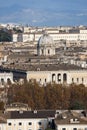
[55,110,87,125]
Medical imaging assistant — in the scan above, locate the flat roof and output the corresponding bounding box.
[8,110,55,119]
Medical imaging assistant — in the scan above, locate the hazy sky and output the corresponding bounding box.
[0,0,87,26]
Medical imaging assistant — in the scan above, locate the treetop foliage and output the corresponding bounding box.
[0,29,12,42]
[7,81,87,110]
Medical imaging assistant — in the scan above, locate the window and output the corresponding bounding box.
[72,78,74,82]
[1,78,4,85]
[73,128,77,130]
[77,78,79,83]
[58,74,61,82]
[19,122,22,125]
[45,78,46,82]
[82,78,84,82]
[41,49,43,54]
[40,79,41,82]
[56,111,59,114]
[48,49,50,54]
[62,128,66,130]
[29,122,32,125]
[8,123,11,126]
[38,122,42,125]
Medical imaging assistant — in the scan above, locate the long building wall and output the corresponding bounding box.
[12,30,87,43]
[27,70,87,86]
[7,118,48,130]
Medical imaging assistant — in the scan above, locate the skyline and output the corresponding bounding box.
[0,0,87,26]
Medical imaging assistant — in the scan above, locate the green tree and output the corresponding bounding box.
[69,84,85,109]
[0,30,12,42]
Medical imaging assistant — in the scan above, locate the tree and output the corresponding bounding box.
[13,28,23,33]
[69,84,86,109]
[7,82,87,110]
[0,29,12,42]
[0,101,4,110]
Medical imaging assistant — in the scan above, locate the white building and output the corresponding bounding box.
[12,28,87,46]
[0,110,87,130]
[27,69,87,86]
[7,110,55,130]
[55,110,87,130]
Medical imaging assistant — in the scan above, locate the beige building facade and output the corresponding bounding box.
[27,70,87,86]
[6,110,55,130]
[7,118,48,130]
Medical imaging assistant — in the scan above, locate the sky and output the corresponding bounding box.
[0,0,87,26]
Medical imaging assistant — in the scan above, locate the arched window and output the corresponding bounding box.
[1,78,4,85]
[52,74,56,82]
[48,49,50,54]
[7,78,11,85]
[57,74,61,82]
[63,73,67,82]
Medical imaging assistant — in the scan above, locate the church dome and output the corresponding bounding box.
[38,32,54,46]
